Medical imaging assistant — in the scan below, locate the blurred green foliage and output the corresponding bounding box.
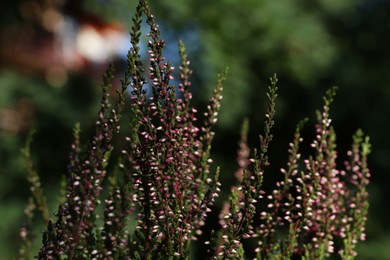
[0,70,100,256]
[1,0,389,258]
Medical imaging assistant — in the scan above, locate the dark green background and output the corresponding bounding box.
[1,0,389,258]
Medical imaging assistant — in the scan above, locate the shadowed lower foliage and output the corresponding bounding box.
[19,0,370,259]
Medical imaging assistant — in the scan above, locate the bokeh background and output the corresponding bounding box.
[1,0,389,258]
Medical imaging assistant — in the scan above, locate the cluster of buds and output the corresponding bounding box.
[216,87,370,259]
[90,0,225,258]
[37,0,227,258]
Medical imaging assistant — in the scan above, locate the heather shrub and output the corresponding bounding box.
[19,0,370,259]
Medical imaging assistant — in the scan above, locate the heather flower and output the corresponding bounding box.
[32,0,225,258]
[214,87,370,259]
[18,0,370,259]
